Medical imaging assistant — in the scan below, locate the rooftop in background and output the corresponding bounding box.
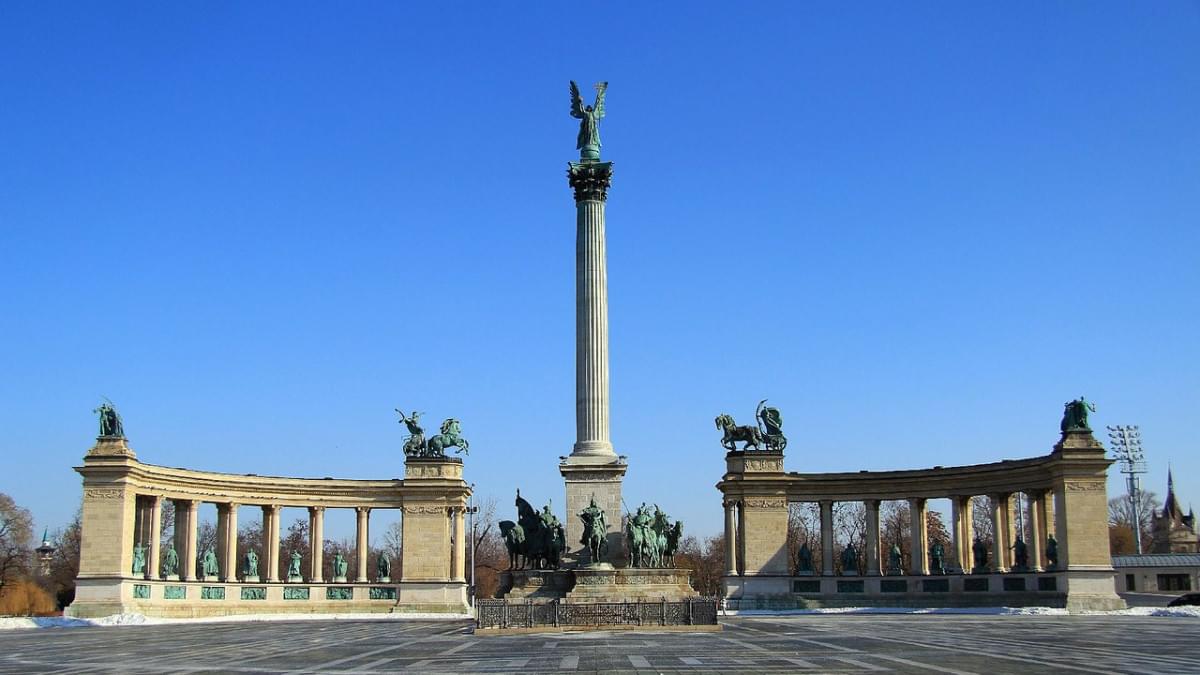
[1112,553,1200,568]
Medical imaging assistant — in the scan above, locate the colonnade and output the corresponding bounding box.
[715,428,1125,611]
[722,490,1056,577]
[132,497,469,584]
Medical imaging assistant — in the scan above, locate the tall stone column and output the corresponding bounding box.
[181,500,199,582]
[990,494,1010,573]
[451,508,466,582]
[148,496,162,580]
[865,500,881,576]
[309,507,325,583]
[819,500,835,576]
[560,159,627,563]
[218,503,238,582]
[355,507,370,583]
[263,505,280,583]
[723,500,738,576]
[1028,490,1045,572]
[909,498,928,576]
[955,496,974,573]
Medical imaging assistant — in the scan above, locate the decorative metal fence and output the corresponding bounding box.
[475,598,719,630]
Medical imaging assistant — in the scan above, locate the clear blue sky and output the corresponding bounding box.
[2,3,1197,542]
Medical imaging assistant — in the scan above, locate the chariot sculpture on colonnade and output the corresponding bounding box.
[715,399,786,452]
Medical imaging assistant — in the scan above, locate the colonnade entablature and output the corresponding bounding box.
[717,428,1125,612]
[68,436,472,618]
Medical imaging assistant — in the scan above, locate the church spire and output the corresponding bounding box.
[1163,465,1183,521]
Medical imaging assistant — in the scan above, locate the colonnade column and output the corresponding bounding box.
[263,505,280,582]
[990,494,1010,573]
[451,507,466,582]
[723,500,738,576]
[309,507,325,583]
[148,496,162,580]
[1028,490,1045,572]
[955,496,973,572]
[356,507,371,583]
[819,500,835,576]
[864,499,881,576]
[218,503,238,581]
[736,501,746,575]
[909,498,928,575]
[180,500,199,582]
[1037,490,1053,567]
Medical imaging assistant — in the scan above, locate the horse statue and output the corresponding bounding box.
[427,418,470,456]
[650,507,672,568]
[626,504,661,568]
[715,413,764,451]
[663,520,683,567]
[499,520,526,570]
[578,496,609,565]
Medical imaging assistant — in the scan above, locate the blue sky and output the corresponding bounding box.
[2,3,1198,542]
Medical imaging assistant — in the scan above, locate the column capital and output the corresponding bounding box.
[309,505,325,515]
[356,506,370,515]
[567,161,613,201]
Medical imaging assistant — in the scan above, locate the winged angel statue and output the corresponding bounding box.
[570,80,607,161]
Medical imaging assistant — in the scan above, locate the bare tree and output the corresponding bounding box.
[674,533,724,596]
[833,502,867,574]
[971,495,994,545]
[786,502,819,573]
[44,509,81,608]
[1108,491,1160,553]
[0,493,34,595]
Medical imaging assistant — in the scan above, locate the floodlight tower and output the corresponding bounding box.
[1107,425,1147,554]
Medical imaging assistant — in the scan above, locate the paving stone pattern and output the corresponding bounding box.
[1,615,1197,673]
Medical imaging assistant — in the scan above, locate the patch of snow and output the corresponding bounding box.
[728,606,1070,616]
[0,612,471,630]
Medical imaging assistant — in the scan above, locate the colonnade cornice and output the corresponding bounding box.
[76,457,470,508]
[718,449,1111,503]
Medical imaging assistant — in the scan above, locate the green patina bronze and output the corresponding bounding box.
[578,495,609,564]
[840,543,859,575]
[283,586,309,600]
[242,549,259,578]
[797,543,814,573]
[161,545,180,577]
[1060,396,1096,432]
[569,80,607,161]
[131,544,146,575]
[164,585,186,600]
[624,502,682,568]
[929,540,946,575]
[333,552,348,579]
[369,586,398,600]
[326,587,353,601]
[1046,534,1059,569]
[397,409,470,458]
[241,587,267,600]
[887,544,903,574]
[201,586,225,600]
[716,401,787,453]
[201,548,219,578]
[971,537,989,573]
[1012,537,1030,571]
[499,490,564,570]
[93,400,125,438]
[132,584,150,599]
[287,551,303,581]
[377,553,391,580]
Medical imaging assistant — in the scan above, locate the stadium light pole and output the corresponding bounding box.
[1107,425,1147,554]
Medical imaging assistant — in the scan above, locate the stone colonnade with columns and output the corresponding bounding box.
[67,437,470,618]
[718,428,1124,612]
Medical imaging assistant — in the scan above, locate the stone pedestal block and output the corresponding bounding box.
[560,456,627,564]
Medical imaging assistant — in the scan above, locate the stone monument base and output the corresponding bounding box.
[497,567,698,603]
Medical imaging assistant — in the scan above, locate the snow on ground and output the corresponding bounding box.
[4,606,1197,630]
[0,612,471,630]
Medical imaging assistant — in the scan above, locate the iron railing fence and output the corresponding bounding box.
[475,598,719,630]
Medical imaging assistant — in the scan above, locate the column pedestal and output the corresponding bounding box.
[560,456,627,565]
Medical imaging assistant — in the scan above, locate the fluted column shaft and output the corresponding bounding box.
[148,496,161,580]
[218,503,238,581]
[356,507,370,583]
[309,507,325,582]
[263,505,280,582]
[865,500,881,576]
[819,500,835,575]
[573,196,613,455]
[909,498,928,575]
[1028,491,1045,572]
[182,500,199,582]
[724,501,738,576]
[991,494,1010,573]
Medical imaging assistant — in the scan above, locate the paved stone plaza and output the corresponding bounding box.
[1,615,1197,673]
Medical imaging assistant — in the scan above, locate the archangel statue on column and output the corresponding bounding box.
[570,80,607,161]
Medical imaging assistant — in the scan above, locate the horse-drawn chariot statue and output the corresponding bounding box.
[715,399,787,452]
[396,408,470,458]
